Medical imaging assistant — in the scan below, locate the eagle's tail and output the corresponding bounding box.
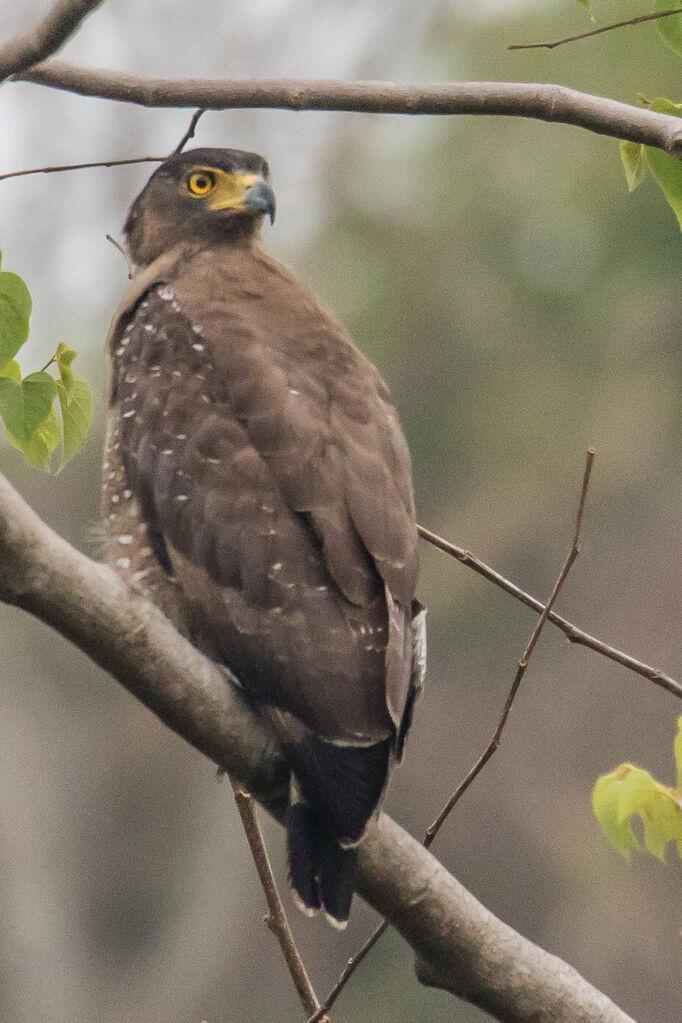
[287,798,357,927]
[284,736,392,927]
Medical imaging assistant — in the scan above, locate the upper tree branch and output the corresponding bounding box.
[0,1,105,83]
[14,62,682,158]
[0,470,636,1023]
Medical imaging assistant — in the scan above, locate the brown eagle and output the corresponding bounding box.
[102,147,426,926]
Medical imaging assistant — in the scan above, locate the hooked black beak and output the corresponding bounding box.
[243,179,276,224]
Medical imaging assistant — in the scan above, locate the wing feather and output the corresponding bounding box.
[107,244,421,749]
[169,248,419,614]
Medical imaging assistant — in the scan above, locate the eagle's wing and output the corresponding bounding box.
[170,246,422,735]
[106,246,421,745]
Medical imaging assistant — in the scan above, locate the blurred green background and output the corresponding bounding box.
[0,1,680,1021]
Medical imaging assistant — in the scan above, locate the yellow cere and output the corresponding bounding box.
[184,166,263,212]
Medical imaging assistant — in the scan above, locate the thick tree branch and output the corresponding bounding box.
[0,471,636,1023]
[0,473,289,816]
[356,816,635,1022]
[0,1,105,83]
[14,62,682,158]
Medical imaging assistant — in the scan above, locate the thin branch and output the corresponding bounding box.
[173,108,206,155]
[231,782,326,1021]
[425,449,595,847]
[105,234,133,278]
[0,0,105,82]
[13,63,682,158]
[312,452,597,1022]
[509,8,682,51]
[0,155,163,182]
[0,108,205,184]
[0,472,638,1022]
[306,921,387,1023]
[416,525,682,701]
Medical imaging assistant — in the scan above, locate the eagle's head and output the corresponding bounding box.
[123,147,276,267]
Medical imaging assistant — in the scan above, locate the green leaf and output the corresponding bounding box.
[0,252,33,369]
[0,372,56,444]
[16,406,60,472]
[0,378,23,440]
[675,716,682,790]
[615,765,658,822]
[21,372,58,440]
[0,358,21,382]
[56,376,93,471]
[619,140,646,192]
[655,2,682,58]
[593,754,682,863]
[640,792,682,861]
[55,341,78,400]
[0,263,93,473]
[644,98,682,230]
[592,771,640,860]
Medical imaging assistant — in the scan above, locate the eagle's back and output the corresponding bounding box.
[102,243,424,921]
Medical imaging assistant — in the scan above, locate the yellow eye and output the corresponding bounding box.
[187,170,216,196]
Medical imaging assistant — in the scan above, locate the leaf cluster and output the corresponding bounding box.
[592,717,682,861]
[574,2,682,228]
[620,98,682,230]
[0,253,93,472]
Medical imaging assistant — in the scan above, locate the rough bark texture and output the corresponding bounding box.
[0,1,105,82]
[14,64,682,158]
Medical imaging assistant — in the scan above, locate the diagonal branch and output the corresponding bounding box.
[509,8,682,51]
[425,450,594,847]
[0,470,637,1022]
[306,921,386,1023]
[231,783,327,1021]
[0,1,106,82]
[417,524,682,701]
[13,63,682,158]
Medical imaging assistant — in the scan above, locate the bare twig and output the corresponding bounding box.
[14,63,682,159]
[173,108,206,154]
[306,921,387,1023]
[231,782,326,1021]
[425,450,595,846]
[0,0,105,82]
[509,8,682,51]
[0,108,205,184]
[416,526,682,701]
[0,155,163,182]
[105,234,133,278]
